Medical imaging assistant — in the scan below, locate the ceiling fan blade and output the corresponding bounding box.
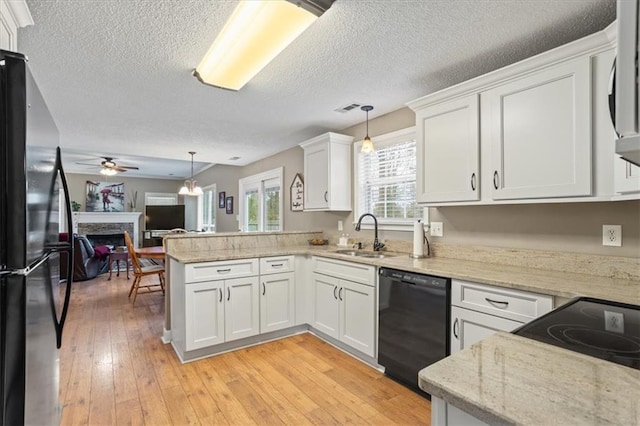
[76,162,102,167]
[117,165,139,170]
[112,166,129,172]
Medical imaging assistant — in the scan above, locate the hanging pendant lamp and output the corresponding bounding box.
[360,105,375,153]
[179,151,203,196]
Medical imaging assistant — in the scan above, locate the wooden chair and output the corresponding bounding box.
[123,231,165,305]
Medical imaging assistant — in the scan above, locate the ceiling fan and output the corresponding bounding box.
[76,156,139,175]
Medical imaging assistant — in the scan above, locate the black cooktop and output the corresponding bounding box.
[513,297,640,370]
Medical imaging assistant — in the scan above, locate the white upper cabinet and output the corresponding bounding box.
[409,22,637,205]
[0,0,32,51]
[484,56,592,200]
[415,94,480,203]
[300,132,354,211]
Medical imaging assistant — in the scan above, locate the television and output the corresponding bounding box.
[145,205,185,230]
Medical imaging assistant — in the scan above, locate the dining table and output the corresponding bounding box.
[135,245,165,262]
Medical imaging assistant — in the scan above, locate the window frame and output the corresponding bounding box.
[238,167,283,232]
[353,126,428,231]
[197,184,217,233]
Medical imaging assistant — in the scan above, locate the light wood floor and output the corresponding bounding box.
[58,272,430,425]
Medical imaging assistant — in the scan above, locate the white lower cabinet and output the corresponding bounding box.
[225,276,260,342]
[450,306,521,353]
[310,256,376,358]
[184,276,259,351]
[436,280,554,425]
[312,273,340,338]
[260,271,295,333]
[185,280,225,350]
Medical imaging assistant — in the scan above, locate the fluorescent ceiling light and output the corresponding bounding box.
[193,0,333,91]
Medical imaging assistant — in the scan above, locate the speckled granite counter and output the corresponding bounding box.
[167,246,640,305]
[418,332,640,425]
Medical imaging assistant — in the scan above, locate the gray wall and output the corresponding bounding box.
[66,173,183,213]
[191,165,243,232]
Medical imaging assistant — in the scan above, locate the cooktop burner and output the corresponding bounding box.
[514,298,640,370]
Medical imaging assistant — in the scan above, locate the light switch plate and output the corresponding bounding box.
[430,222,443,237]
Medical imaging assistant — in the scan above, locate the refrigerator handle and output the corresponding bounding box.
[54,147,74,348]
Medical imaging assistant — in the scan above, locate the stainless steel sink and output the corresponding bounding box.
[334,249,393,259]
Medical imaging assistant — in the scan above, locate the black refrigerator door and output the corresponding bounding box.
[0,51,73,425]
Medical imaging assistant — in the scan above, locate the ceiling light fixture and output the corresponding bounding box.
[179,151,203,196]
[193,0,334,91]
[361,105,375,153]
[100,167,117,176]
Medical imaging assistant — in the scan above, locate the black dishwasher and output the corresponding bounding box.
[378,268,450,396]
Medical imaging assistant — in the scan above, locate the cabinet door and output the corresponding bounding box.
[311,273,339,339]
[415,94,480,203]
[450,306,522,354]
[303,142,329,209]
[224,276,260,342]
[486,56,592,200]
[614,156,640,193]
[185,281,224,351]
[339,280,375,357]
[260,272,295,333]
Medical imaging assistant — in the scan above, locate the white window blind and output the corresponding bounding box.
[356,130,421,224]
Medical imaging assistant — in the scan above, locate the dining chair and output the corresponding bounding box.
[123,231,165,305]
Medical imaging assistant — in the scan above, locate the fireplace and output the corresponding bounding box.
[86,233,125,248]
[72,212,142,247]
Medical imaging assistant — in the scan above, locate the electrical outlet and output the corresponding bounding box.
[338,220,343,231]
[602,225,622,247]
[430,222,443,237]
[604,310,624,334]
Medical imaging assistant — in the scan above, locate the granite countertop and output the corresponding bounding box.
[167,246,640,305]
[418,332,640,425]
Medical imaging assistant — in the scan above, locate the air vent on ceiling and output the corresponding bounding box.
[334,103,362,113]
[228,156,241,161]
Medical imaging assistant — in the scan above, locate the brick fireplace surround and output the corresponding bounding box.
[72,212,142,248]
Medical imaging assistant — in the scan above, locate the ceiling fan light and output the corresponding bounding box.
[193,0,330,91]
[100,167,117,176]
[179,183,190,195]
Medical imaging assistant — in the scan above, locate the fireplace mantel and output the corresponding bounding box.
[73,212,142,247]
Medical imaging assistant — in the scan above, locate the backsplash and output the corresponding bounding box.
[164,230,324,253]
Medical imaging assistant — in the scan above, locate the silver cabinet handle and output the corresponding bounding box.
[493,171,499,190]
[485,297,509,308]
[324,191,328,202]
[262,282,266,295]
[217,268,231,273]
[333,286,338,299]
[338,287,343,301]
[219,288,222,303]
[471,173,476,191]
[227,287,230,301]
[453,318,459,339]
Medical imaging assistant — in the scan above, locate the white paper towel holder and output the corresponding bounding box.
[409,219,429,259]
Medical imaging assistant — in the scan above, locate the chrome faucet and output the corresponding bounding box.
[355,213,385,251]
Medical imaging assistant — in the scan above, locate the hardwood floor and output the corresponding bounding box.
[58,272,430,425]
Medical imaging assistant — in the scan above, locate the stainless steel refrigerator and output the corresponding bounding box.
[0,50,73,425]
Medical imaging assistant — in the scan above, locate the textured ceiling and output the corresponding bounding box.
[18,0,616,176]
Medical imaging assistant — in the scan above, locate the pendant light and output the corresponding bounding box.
[360,105,375,153]
[179,151,203,196]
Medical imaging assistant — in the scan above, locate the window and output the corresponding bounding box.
[198,184,216,232]
[354,127,426,230]
[239,167,283,232]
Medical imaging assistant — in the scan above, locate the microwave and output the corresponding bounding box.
[610,0,640,167]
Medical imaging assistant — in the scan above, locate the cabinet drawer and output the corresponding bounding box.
[185,258,259,283]
[452,279,553,323]
[312,256,376,286]
[260,256,294,275]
